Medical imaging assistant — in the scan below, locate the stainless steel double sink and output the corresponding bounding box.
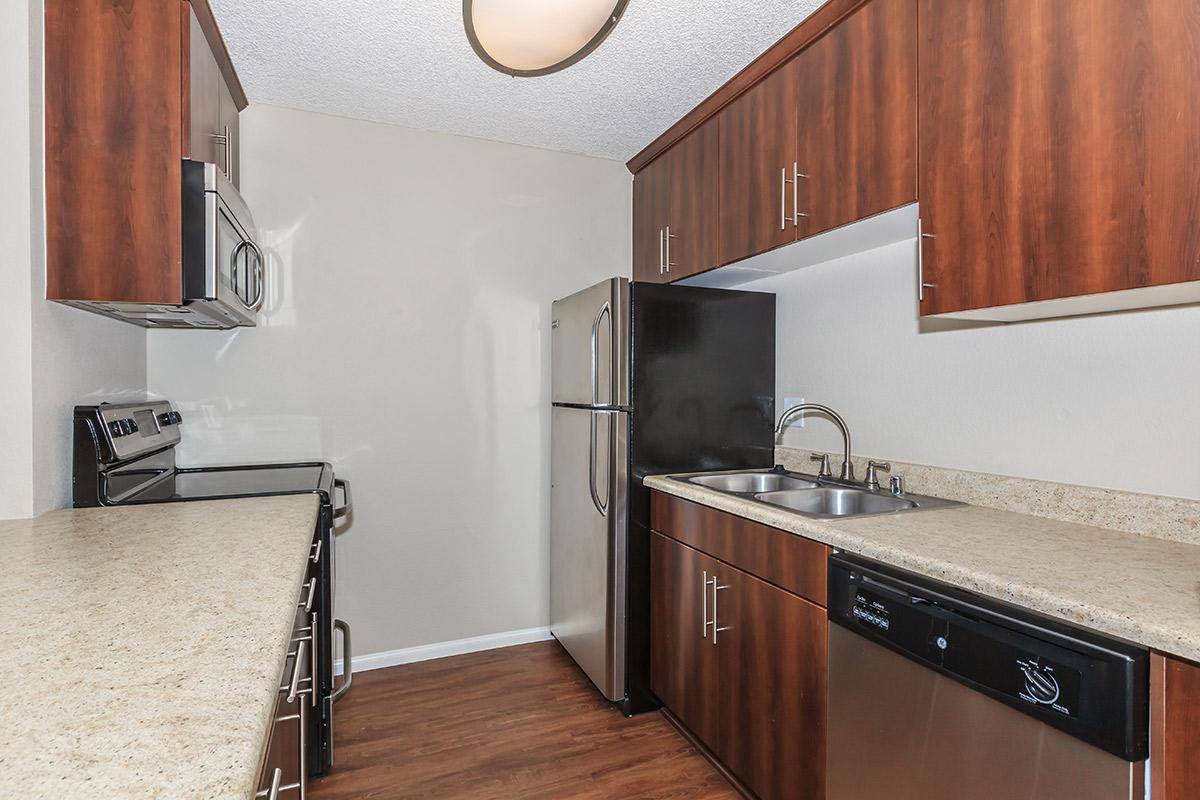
[674,468,962,520]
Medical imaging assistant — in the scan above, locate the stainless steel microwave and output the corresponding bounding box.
[60,160,265,329]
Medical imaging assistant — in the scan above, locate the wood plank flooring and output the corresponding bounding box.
[310,641,740,799]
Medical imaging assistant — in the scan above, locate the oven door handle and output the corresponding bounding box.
[333,478,352,520]
[332,619,353,702]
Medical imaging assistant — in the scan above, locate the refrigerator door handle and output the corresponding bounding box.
[590,301,611,406]
[588,410,609,516]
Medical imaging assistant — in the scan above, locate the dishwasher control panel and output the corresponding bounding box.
[828,552,1149,762]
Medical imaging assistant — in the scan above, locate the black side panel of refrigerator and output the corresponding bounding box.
[622,282,776,714]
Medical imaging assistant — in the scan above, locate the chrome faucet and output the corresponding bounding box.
[774,403,855,482]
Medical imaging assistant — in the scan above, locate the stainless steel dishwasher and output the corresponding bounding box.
[827,553,1149,800]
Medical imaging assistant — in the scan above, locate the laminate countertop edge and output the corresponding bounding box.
[0,494,321,799]
[646,475,1200,664]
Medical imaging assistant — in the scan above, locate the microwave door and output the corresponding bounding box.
[213,200,258,324]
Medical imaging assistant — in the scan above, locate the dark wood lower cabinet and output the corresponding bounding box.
[716,567,826,800]
[255,558,317,796]
[650,493,828,800]
[650,533,722,749]
[1152,653,1200,800]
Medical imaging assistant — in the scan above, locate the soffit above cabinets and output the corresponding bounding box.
[207,0,825,160]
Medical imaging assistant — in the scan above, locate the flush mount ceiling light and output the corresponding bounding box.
[463,0,630,78]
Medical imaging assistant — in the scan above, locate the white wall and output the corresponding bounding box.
[0,0,38,519]
[750,239,1200,500]
[147,105,632,656]
[0,0,146,519]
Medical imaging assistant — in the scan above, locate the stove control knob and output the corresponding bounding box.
[1022,666,1060,705]
[171,411,183,424]
[126,418,138,433]
[108,420,126,438]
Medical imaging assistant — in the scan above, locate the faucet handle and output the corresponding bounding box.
[865,461,891,491]
[810,453,832,478]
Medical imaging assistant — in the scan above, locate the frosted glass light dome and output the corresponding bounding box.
[464,0,629,77]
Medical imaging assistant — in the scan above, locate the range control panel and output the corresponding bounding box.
[78,401,182,463]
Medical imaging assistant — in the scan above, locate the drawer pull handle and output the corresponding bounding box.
[287,640,308,703]
[298,578,317,613]
[255,768,281,800]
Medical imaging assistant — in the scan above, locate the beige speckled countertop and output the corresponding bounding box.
[646,474,1200,663]
[0,495,320,799]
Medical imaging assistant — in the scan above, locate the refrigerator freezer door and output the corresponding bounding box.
[550,405,628,701]
[551,278,630,408]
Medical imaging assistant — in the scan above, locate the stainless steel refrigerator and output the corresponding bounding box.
[550,277,776,714]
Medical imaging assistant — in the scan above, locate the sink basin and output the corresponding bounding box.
[754,487,917,518]
[687,472,819,494]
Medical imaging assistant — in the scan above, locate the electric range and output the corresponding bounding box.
[72,399,353,777]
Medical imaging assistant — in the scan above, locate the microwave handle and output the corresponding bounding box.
[246,240,265,311]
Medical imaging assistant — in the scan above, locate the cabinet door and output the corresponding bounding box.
[1152,654,1200,800]
[717,60,799,265]
[715,564,827,800]
[218,77,240,186]
[632,156,669,283]
[663,118,719,280]
[918,0,1200,316]
[185,3,221,165]
[795,0,916,238]
[649,533,721,748]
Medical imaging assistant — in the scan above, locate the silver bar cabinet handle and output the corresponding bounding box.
[792,162,809,225]
[287,640,308,704]
[712,580,731,645]
[918,218,937,301]
[701,570,713,637]
[780,167,788,230]
[256,768,282,800]
[310,539,322,565]
[298,578,317,613]
[659,228,665,275]
[665,226,676,273]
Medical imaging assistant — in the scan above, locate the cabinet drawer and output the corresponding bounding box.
[651,491,829,606]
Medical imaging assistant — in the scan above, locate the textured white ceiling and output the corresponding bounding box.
[209,0,826,162]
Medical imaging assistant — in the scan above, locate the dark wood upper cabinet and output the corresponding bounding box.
[218,77,241,185]
[715,0,917,264]
[649,533,721,748]
[717,59,801,266]
[632,118,719,283]
[632,152,669,283]
[918,0,1200,317]
[46,0,246,306]
[795,0,916,237]
[186,3,222,167]
[716,566,827,800]
[45,0,186,305]
[663,119,720,281]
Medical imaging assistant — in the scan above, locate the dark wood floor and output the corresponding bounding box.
[310,641,740,799]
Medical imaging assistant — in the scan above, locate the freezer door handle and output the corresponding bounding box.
[588,410,612,516]
[589,301,611,406]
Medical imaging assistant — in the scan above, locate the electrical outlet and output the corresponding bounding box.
[782,396,805,427]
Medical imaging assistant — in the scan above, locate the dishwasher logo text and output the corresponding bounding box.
[852,594,891,631]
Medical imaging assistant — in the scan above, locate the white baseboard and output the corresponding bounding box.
[334,625,554,676]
